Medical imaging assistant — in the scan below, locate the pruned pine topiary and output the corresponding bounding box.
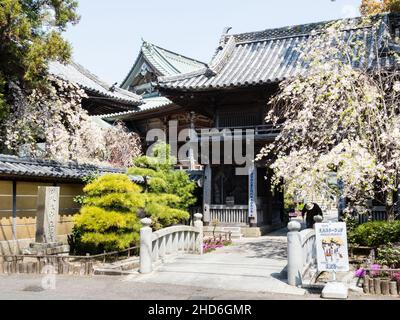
[128,142,195,229]
[73,173,143,252]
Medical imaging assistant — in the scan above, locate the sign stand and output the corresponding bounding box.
[315,220,349,299]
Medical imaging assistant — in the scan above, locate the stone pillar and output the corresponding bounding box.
[140,218,153,274]
[35,187,60,244]
[25,186,70,255]
[314,215,324,224]
[203,165,212,225]
[248,163,258,227]
[194,213,204,255]
[287,221,303,287]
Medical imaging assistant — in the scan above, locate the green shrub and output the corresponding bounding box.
[348,221,400,247]
[128,142,194,229]
[376,243,400,268]
[73,174,143,253]
[343,213,359,233]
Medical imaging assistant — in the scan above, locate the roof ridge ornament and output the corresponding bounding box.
[223,26,232,35]
[219,26,233,47]
[209,36,237,74]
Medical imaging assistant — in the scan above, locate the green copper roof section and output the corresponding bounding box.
[121,41,206,89]
[142,41,206,75]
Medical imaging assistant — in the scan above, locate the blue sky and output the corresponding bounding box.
[64,0,362,85]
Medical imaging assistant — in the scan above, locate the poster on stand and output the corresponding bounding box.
[315,222,349,272]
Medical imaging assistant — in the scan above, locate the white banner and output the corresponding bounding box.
[248,164,257,218]
[315,222,349,272]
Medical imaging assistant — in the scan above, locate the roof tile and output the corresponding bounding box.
[0,154,144,184]
[158,14,399,91]
[49,61,142,106]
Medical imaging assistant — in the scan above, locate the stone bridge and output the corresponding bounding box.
[128,225,306,296]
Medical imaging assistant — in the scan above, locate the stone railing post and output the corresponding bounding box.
[140,218,153,274]
[287,221,303,287]
[194,213,203,255]
[314,215,323,225]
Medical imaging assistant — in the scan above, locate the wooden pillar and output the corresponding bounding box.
[169,120,178,165]
[12,181,17,242]
[162,116,169,144]
[214,107,219,128]
[203,165,212,225]
[248,164,258,227]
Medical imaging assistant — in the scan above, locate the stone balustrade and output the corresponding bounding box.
[287,221,317,286]
[139,213,203,274]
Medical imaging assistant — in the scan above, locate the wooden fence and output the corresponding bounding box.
[346,206,400,224]
[203,230,232,243]
[0,246,139,276]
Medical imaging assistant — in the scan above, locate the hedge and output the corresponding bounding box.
[348,221,400,247]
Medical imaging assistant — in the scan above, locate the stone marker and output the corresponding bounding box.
[35,187,60,244]
[321,282,349,300]
[24,187,69,255]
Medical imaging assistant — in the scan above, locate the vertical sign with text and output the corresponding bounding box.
[315,222,350,272]
[248,164,257,218]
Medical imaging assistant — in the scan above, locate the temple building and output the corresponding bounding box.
[107,14,400,235]
[101,41,210,170]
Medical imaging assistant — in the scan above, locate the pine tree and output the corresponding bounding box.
[73,174,143,252]
[360,0,400,15]
[0,0,79,116]
[128,142,196,230]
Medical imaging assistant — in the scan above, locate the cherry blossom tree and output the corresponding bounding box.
[258,16,400,219]
[1,75,141,167]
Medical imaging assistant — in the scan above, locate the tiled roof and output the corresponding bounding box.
[91,116,113,129]
[0,154,144,184]
[158,14,399,91]
[98,96,175,121]
[49,61,142,106]
[121,41,206,88]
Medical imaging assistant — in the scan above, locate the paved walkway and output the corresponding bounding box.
[126,228,307,296]
[0,273,396,300]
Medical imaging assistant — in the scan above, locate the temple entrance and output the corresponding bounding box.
[203,164,283,229]
[211,165,248,206]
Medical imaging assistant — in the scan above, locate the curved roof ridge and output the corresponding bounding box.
[145,41,207,67]
[158,14,395,91]
[120,40,207,88]
[224,15,383,44]
[49,61,142,106]
[142,42,181,75]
